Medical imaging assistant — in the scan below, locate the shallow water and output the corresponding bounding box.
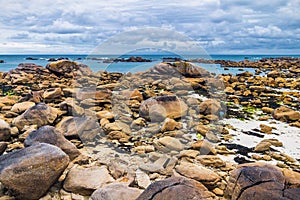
[1,54,299,74]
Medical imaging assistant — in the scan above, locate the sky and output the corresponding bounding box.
[0,0,299,54]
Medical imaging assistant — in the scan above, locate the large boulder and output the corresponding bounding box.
[0,143,69,200]
[136,176,214,200]
[225,163,299,200]
[24,125,80,160]
[0,119,11,141]
[63,165,115,196]
[139,95,188,122]
[46,60,92,77]
[273,106,300,122]
[90,183,142,200]
[12,103,60,130]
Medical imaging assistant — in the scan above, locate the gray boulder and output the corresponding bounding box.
[0,143,69,199]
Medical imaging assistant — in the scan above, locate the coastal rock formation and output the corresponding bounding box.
[0,143,69,199]
[136,176,214,200]
[0,59,299,199]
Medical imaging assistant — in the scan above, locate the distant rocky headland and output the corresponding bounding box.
[0,58,299,199]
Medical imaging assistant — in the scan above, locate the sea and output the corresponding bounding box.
[0,54,299,75]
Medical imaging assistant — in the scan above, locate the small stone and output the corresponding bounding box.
[258,116,270,121]
[254,141,272,152]
[260,124,273,134]
[107,131,130,143]
[194,124,209,136]
[43,88,63,101]
[262,107,274,114]
[155,136,184,152]
[191,140,217,155]
[96,110,114,119]
[161,118,181,132]
[136,169,151,189]
[212,188,224,196]
[179,150,199,159]
[196,155,226,168]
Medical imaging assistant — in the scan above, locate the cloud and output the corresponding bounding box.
[0,0,299,54]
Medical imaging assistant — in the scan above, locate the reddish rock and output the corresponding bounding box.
[136,176,214,200]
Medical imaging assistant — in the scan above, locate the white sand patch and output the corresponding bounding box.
[222,118,300,160]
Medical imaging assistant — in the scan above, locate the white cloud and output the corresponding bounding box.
[0,0,299,54]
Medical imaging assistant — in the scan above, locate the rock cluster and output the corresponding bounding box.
[0,59,299,199]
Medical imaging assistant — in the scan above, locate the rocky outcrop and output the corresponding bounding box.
[136,176,214,200]
[0,143,69,199]
[46,60,92,77]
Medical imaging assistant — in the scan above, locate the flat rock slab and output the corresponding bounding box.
[0,143,69,200]
[175,161,220,187]
[63,165,115,196]
[136,176,214,200]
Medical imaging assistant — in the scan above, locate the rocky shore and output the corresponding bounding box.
[0,58,299,199]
